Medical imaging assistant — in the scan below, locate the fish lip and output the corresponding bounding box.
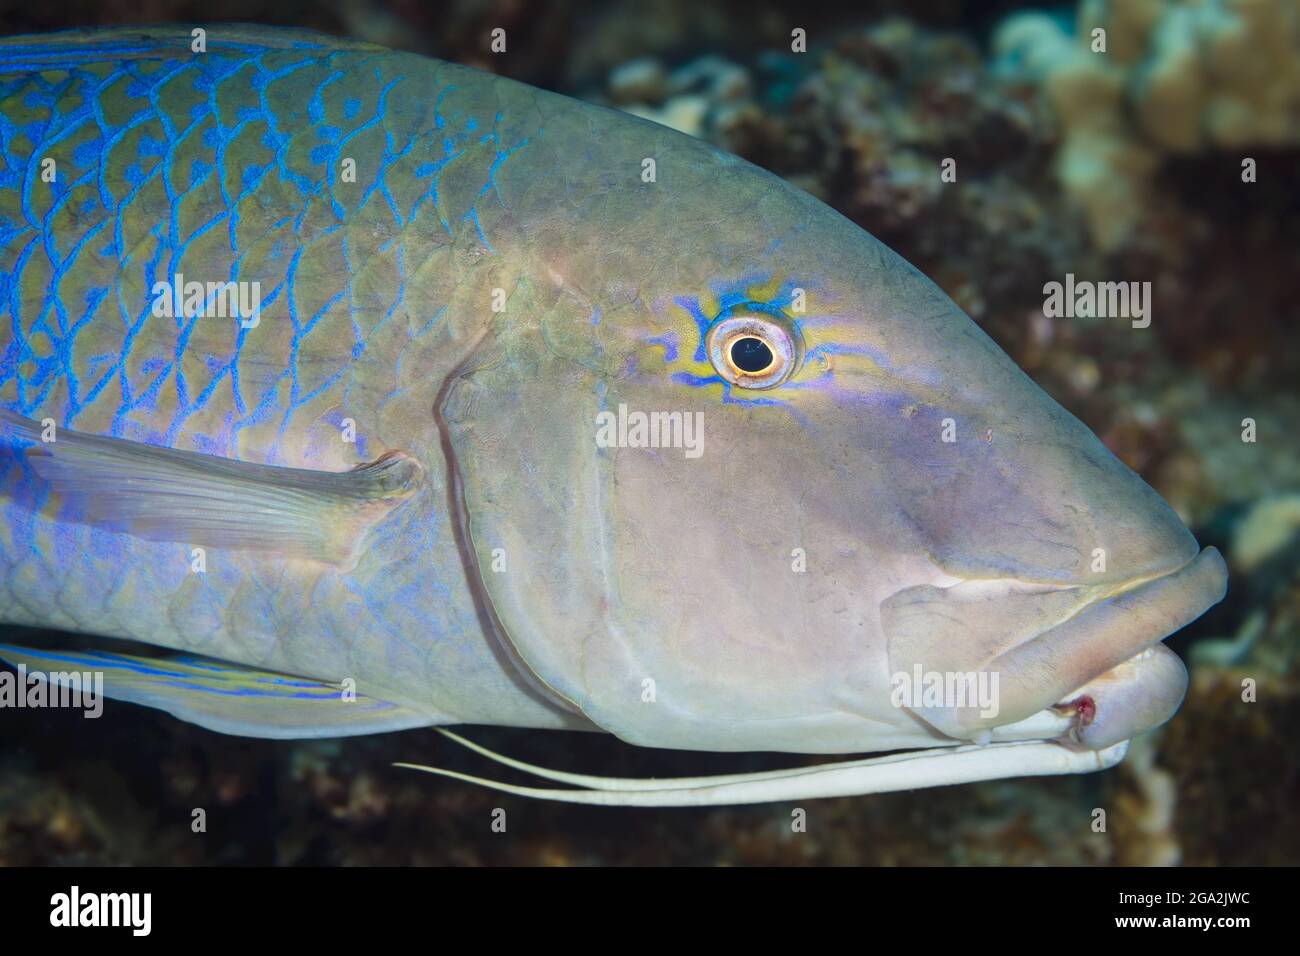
[1020,545,1227,675]
[1046,643,1188,750]
[1068,544,1227,643]
[1019,546,1226,741]
[1089,544,1224,605]
[895,546,1227,744]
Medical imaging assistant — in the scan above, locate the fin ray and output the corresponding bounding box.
[0,644,440,738]
[0,410,423,567]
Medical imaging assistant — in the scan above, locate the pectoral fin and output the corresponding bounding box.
[0,644,441,738]
[0,410,423,568]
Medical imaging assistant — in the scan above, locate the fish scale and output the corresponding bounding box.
[0,31,521,443]
[0,27,573,731]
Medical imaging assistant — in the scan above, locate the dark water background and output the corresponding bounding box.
[0,0,1296,864]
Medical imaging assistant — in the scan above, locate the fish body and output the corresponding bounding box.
[0,27,579,731]
[0,27,1227,802]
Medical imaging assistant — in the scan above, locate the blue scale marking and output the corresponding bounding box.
[0,37,536,616]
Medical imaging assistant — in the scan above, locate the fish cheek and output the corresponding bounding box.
[588,411,896,748]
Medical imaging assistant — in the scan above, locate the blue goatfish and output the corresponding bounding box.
[0,26,1227,805]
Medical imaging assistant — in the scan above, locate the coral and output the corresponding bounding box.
[1231,494,1300,573]
[603,54,756,141]
[1112,732,1183,866]
[995,0,1300,251]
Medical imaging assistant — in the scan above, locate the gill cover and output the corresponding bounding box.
[440,282,626,729]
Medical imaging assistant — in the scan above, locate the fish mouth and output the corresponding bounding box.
[1018,545,1226,746]
[884,546,1228,747]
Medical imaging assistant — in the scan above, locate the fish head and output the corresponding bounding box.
[441,102,1226,757]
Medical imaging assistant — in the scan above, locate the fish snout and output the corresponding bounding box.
[882,398,1205,589]
[1056,438,1204,586]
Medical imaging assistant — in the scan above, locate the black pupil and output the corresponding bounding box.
[730,336,774,373]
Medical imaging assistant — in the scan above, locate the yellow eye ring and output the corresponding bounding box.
[706,313,801,389]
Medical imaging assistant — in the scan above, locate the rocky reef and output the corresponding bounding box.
[996,0,1299,251]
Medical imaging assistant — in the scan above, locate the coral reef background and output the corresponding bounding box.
[0,0,1296,865]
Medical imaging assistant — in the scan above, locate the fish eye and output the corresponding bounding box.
[706,312,800,389]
